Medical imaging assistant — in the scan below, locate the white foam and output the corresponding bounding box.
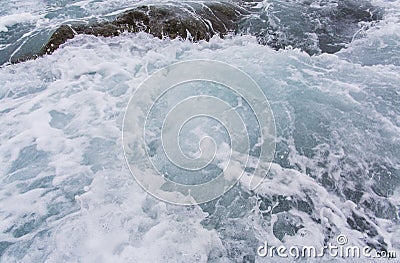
[0,13,38,32]
[0,23,399,261]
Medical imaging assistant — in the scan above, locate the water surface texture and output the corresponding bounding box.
[0,0,399,262]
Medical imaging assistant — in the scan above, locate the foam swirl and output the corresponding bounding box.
[123,60,275,205]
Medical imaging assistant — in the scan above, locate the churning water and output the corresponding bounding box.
[0,0,399,262]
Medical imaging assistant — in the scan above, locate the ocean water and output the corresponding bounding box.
[0,0,399,262]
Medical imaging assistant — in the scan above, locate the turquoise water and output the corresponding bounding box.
[0,0,399,262]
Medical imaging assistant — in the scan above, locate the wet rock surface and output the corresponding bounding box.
[240,0,383,55]
[38,2,247,58]
[10,0,383,63]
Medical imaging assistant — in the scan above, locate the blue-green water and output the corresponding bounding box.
[0,0,399,262]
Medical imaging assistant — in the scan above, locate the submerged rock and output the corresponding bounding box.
[10,0,383,63]
[38,2,247,57]
[240,0,383,55]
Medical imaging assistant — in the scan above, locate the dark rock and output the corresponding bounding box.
[38,2,247,57]
[241,0,383,55]
[9,0,384,64]
[41,24,76,55]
